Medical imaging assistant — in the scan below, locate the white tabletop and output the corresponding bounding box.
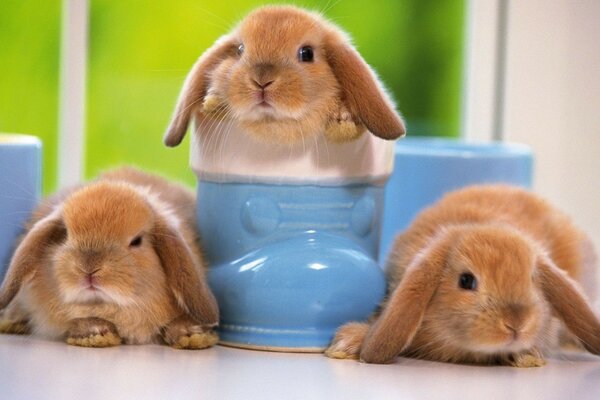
[2,334,600,400]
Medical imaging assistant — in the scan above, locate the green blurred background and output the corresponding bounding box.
[0,0,465,193]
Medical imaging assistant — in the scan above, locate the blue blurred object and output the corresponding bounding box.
[379,137,533,262]
[0,134,42,281]
[198,181,386,351]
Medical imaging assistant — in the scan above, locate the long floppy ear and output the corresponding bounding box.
[164,35,237,147]
[0,211,66,309]
[360,233,451,363]
[324,33,406,141]
[152,217,218,326]
[537,255,600,354]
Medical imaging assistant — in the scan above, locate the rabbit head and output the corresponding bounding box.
[411,226,549,357]
[164,5,405,146]
[0,180,218,339]
[53,182,169,306]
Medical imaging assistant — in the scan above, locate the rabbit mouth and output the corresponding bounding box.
[85,274,100,290]
[257,100,272,108]
[242,102,304,122]
[254,100,274,113]
[59,275,114,304]
[469,336,534,354]
[63,285,112,305]
[502,338,533,352]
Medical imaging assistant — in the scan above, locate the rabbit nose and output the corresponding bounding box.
[86,271,100,287]
[502,303,532,336]
[252,63,276,86]
[78,249,103,272]
[503,322,520,339]
[78,266,101,276]
[252,79,274,89]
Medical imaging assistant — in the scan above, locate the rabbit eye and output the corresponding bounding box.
[459,272,478,291]
[238,43,244,56]
[129,235,143,248]
[298,46,314,62]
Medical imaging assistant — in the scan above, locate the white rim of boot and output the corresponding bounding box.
[190,120,395,185]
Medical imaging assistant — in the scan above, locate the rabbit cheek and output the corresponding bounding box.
[225,65,260,116]
[51,251,96,304]
[466,303,542,353]
[127,252,168,300]
[98,252,163,307]
[208,59,236,105]
[268,70,309,116]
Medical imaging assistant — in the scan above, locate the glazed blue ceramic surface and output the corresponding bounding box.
[0,134,42,281]
[379,138,533,261]
[197,181,386,350]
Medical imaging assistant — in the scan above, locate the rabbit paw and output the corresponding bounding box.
[325,109,365,143]
[162,315,219,350]
[65,317,122,348]
[504,348,546,368]
[0,319,30,335]
[172,332,219,350]
[202,94,228,119]
[325,322,369,360]
[0,304,30,334]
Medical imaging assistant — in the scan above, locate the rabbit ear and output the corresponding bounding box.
[360,233,451,363]
[0,211,66,309]
[152,216,219,326]
[537,255,600,354]
[164,35,237,147]
[324,34,406,140]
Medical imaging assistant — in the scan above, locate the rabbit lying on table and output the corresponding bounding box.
[327,185,600,367]
[0,167,218,349]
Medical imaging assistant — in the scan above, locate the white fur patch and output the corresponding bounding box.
[129,184,182,232]
[405,227,455,272]
[61,285,136,308]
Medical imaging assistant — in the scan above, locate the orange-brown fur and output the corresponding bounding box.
[328,185,600,367]
[164,5,404,147]
[0,167,218,349]
[386,185,584,288]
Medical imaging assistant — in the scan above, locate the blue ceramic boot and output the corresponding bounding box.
[192,121,394,351]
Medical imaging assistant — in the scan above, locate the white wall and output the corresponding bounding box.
[462,0,505,142]
[58,0,88,187]
[502,0,600,252]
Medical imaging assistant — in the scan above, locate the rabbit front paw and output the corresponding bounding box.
[0,319,30,335]
[325,322,369,360]
[202,94,229,119]
[0,304,31,334]
[503,348,546,368]
[172,332,219,350]
[162,315,219,350]
[65,317,122,347]
[325,108,365,143]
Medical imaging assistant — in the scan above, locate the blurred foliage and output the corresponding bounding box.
[0,0,464,192]
[0,0,61,193]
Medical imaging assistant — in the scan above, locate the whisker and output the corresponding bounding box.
[208,105,233,175]
[323,130,331,166]
[193,6,234,32]
[319,0,343,17]
[171,96,205,125]
[200,103,230,165]
[312,127,320,175]
[207,106,230,176]
[215,109,235,178]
